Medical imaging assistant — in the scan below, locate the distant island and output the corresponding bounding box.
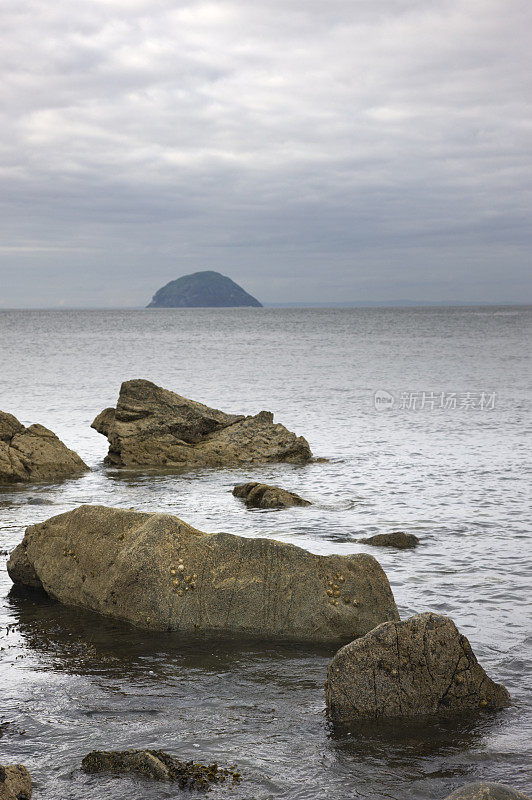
[147,271,262,308]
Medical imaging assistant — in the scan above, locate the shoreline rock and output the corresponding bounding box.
[443,783,531,800]
[325,612,510,721]
[0,764,32,800]
[358,532,419,549]
[91,379,312,468]
[8,504,399,644]
[233,482,311,508]
[82,749,241,789]
[0,411,88,484]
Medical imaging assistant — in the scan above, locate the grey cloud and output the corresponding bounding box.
[0,0,531,306]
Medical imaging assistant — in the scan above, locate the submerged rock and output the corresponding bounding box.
[8,504,399,644]
[82,749,241,789]
[0,764,32,800]
[443,783,531,800]
[358,532,419,549]
[91,379,312,468]
[325,612,510,721]
[233,482,311,509]
[0,411,88,484]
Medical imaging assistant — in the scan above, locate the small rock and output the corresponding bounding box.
[233,482,311,509]
[26,498,54,506]
[81,749,241,790]
[0,764,32,800]
[358,532,419,549]
[443,782,531,800]
[326,612,510,721]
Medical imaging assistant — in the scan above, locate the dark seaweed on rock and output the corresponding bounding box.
[81,749,241,790]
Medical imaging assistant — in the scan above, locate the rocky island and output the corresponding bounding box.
[147,270,262,308]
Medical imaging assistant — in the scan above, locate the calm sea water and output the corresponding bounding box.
[0,306,531,800]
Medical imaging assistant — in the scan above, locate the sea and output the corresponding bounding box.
[0,306,530,800]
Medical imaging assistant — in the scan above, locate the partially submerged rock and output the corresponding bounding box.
[82,749,241,789]
[0,411,88,484]
[91,379,312,468]
[8,504,399,644]
[0,764,32,800]
[444,783,531,800]
[358,532,419,549]
[325,612,510,721]
[233,482,311,509]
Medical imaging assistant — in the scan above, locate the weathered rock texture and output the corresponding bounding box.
[444,784,531,800]
[233,482,311,509]
[8,504,399,644]
[92,380,312,468]
[0,764,32,800]
[0,411,88,483]
[358,532,419,549]
[82,749,241,789]
[325,613,510,721]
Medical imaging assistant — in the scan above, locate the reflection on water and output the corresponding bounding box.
[0,307,531,799]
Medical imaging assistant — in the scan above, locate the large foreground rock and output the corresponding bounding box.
[91,379,312,468]
[233,482,311,508]
[444,784,531,800]
[8,505,399,643]
[326,613,510,721]
[0,411,88,483]
[0,764,32,800]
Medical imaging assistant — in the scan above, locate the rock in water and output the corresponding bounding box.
[358,532,419,549]
[147,270,262,308]
[443,784,531,800]
[0,764,32,800]
[325,612,510,721]
[0,411,88,484]
[91,379,312,467]
[8,505,399,644]
[233,482,311,508]
[82,749,241,789]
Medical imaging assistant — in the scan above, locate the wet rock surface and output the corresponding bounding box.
[7,504,399,643]
[91,379,312,468]
[0,764,32,800]
[233,482,311,508]
[0,411,88,484]
[326,612,511,721]
[443,783,531,800]
[82,749,241,789]
[358,532,420,549]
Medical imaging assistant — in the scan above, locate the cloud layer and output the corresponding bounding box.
[1,0,531,305]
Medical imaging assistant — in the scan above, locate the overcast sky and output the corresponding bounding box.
[1,0,531,307]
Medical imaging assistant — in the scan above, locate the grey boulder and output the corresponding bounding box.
[8,504,399,644]
[0,411,88,484]
[326,612,510,721]
[91,379,313,468]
